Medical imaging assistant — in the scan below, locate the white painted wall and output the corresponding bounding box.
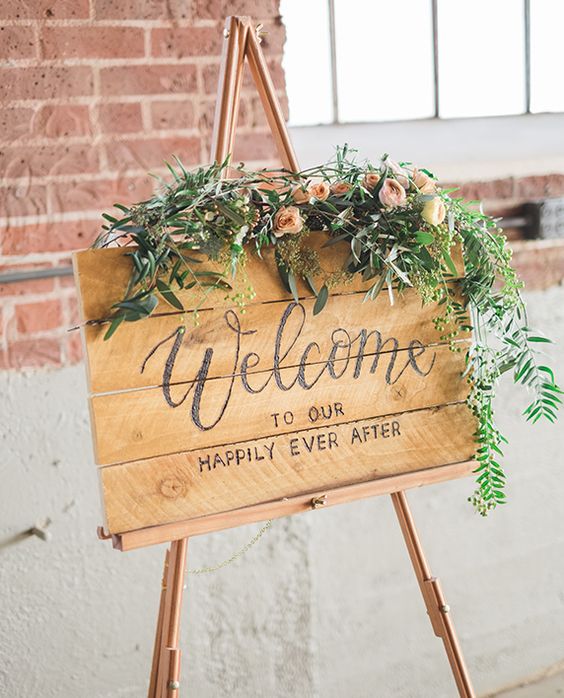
[1,286,563,698]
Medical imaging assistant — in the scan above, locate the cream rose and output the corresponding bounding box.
[412,168,436,194]
[273,206,303,237]
[291,185,310,204]
[308,180,330,201]
[362,172,381,191]
[330,181,352,196]
[378,178,407,208]
[421,197,446,226]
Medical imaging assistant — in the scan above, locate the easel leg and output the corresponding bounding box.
[391,491,475,698]
[148,539,188,698]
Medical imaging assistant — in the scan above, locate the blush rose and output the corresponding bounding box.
[273,206,304,237]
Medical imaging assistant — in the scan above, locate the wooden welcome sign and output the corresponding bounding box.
[73,16,477,698]
[75,238,475,543]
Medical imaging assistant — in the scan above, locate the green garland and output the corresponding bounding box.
[94,146,562,515]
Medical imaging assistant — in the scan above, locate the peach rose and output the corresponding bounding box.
[387,159,410,189]
[330,181,352,196]
[362,172,381,191]
[421,197,446,226]
[308,180,330,201]
[273,206,303,237]
[412,168,436,194]
[292,185,310,204]
[378,178,407,208]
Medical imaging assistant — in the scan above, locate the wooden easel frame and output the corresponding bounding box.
[145,16,475,697]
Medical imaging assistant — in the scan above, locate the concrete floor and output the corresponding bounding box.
[492,670,564,697]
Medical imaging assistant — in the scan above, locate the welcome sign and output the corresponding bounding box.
[74,240,476,545]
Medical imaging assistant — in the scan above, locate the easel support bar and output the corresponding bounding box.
[391,491,476,698]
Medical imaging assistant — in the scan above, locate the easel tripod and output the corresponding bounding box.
[146,16,476,698]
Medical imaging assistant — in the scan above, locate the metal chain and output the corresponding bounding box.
[186,520,272,575]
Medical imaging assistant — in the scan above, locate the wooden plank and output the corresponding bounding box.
[83,284,468,394]
[91,341,470,465]
[100,402,476,534]
[73,238,464,323]
[115,459,476,551]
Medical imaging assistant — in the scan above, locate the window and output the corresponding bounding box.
[280,0,564,126]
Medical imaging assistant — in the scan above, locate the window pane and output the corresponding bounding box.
[280,0,333,126]
[437,0,526,118]
[530,0,564,112]
[334,0,435,122]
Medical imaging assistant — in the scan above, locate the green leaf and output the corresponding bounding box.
[415,231,434,245]
[104,314,125,341]
[156,279,184,310]
[442,249,458,276]
[288,272,299,303]
[313,285,329,315]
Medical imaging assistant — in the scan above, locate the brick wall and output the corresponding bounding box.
[0,0,286,370]
[449,176,564,292]
[1,1,563,372]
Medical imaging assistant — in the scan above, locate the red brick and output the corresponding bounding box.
[105,136,201,171]
[151,27,222,59]
[94,0,186,20]
[514,174,564,199]
[0,183,48,220]
[100,64,197,97]
[40,26,145,60]
[0,263,54,298]
[194,0,278,19]
[0,108,34,142]
[197,96,269,133]
[7,337,62,369]
[232,132,277,163]
[151,101,194,131]
[257,19,286,54]
[32,105,92,139]
[443,179,515,202]
[243,59,285,90]
[65,295,80,326]
[48,175,155,214]
[511,241,564,291]
[0,26,36,60]
[0,143,99,178]
[2,220,101,255]
[98,103,143,134]
[65,331,83,364]
[0,66,94,101]
[0,0,89,19]
[15,299,62,335]
[202,61,286,95]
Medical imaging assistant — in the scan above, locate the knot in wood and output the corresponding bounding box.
[159,478,186,499]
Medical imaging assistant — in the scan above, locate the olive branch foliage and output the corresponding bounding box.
[93,146,562,515]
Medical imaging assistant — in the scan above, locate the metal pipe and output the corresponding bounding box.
[0,265,73,285]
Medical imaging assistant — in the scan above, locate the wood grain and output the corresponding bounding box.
[100,402,476,534]
[115,459,476,550]
[73,238,464,323]
[83,284,468,394]
[91,341,470,465]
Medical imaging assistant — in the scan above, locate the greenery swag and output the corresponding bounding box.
[93,147,562,515]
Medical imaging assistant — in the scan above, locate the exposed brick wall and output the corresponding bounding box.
[0,0,286,370]
[445,175,564,291]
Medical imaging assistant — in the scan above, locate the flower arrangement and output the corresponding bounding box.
[93,146,562,515]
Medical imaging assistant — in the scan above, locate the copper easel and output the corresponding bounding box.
[146,16,475,697]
